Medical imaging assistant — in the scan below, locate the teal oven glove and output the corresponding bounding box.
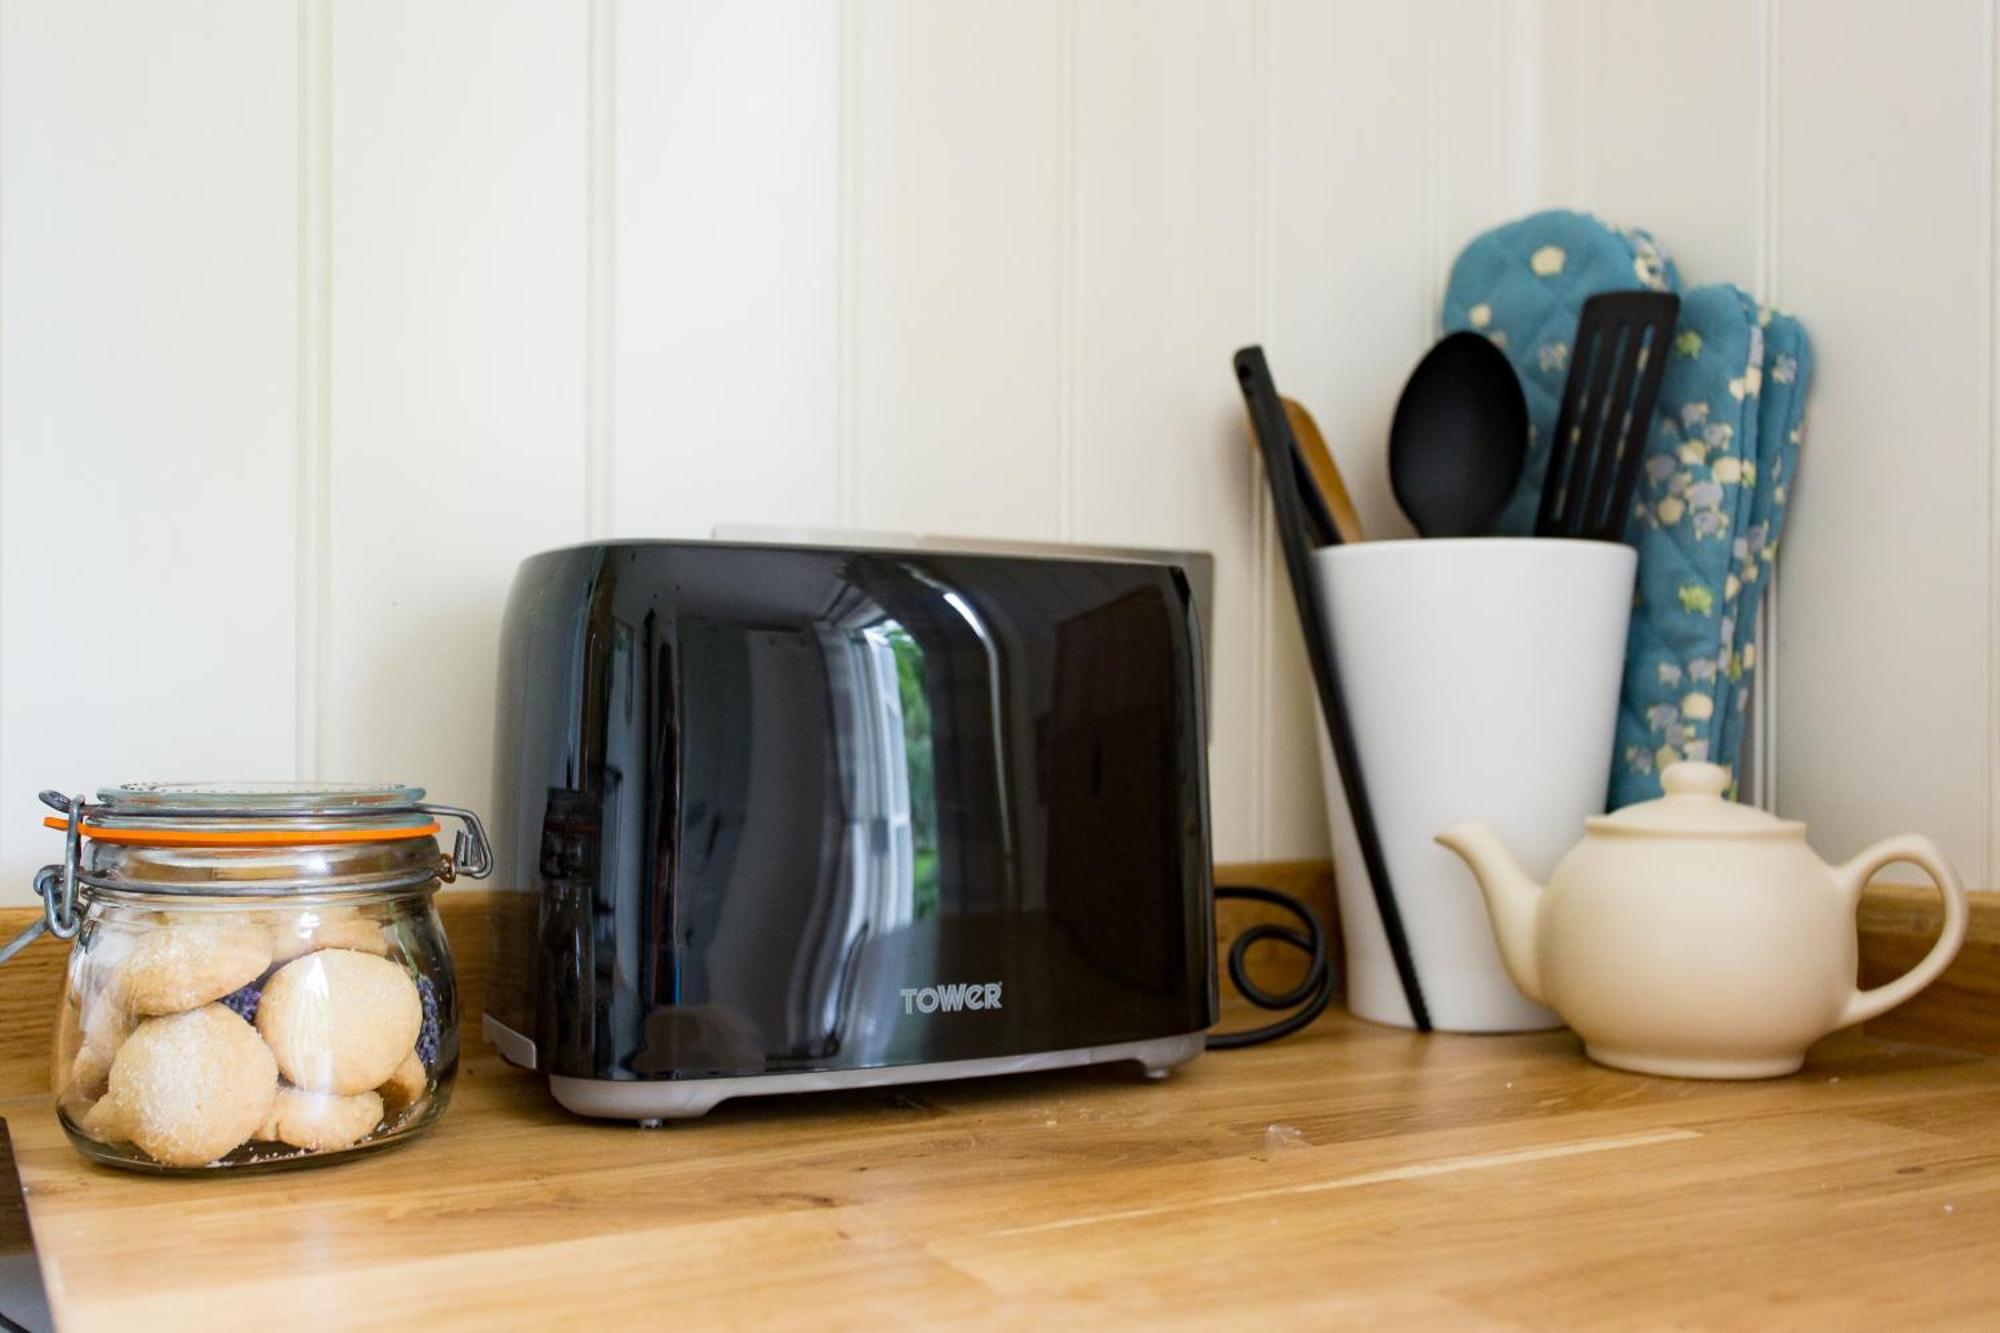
[1713,305,1812,787]
[1611,285,1763,805]
[1442,211,1810,807]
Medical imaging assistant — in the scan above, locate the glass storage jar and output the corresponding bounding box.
[9,782,490,1173]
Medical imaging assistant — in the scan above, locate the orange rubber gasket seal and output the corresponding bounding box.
[42,816,441,847]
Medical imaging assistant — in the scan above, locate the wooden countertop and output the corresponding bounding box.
[12,1011,2000,1330]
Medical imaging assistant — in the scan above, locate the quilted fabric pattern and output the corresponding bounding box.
[1612,285,1762,804]
[1715,306,1811,778]
[1441,209,1678,535]
[1440,209,1812,808]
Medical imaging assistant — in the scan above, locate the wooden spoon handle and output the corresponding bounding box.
[1279,398,1365,545]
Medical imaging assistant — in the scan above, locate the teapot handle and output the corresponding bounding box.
[1837,834,1969,1029]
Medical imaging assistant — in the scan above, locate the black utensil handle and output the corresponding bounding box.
[1601,300,1680,540]
[1557,318,1625,534]
[1290,436,1340,549]
[1536,319,1596,537]
[1579,322,1644,530]
[1232,345,1431,1032]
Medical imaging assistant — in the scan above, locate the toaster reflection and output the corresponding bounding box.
[490,541,1213,1100]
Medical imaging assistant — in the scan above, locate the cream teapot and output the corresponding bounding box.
[1436,762,1969,1079]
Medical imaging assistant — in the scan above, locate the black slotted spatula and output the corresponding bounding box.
[1535,291,1681,541]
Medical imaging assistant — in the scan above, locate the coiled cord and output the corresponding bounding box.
[1206,884,1335,1049]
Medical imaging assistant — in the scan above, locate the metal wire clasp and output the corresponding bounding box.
[417,802,494,883]
[0,791,87,968]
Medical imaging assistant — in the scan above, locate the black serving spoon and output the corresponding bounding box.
[1388,331,1529,537]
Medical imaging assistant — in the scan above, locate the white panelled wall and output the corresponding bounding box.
[0,0,1992,903]
[1542,0,1998,887]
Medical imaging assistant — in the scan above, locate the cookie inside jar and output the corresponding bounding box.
[43,782,475,1173]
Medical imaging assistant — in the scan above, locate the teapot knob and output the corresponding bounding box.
[1661,762,1730,798]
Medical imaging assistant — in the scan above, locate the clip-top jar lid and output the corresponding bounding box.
[1,782,492,970]
[99,780,428,812]
[29,781,492,904]
[53,781,442,847]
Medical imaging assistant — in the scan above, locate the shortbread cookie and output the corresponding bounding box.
[377,1049,428,1116]
[117,919,272,1016]
[71,1045,116,1104]
[80,986,135,1046]
[267,907,390,964]
[257,949,420,1095]
[257,1086,384,1152]
[108,1005,278,1167]
[68,989,136,1102]
[74,1090,127,1145]
[66,922,138,1010]
[56,1083,93,1123]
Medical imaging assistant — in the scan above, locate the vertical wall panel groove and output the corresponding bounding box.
[1250,0,1271,855]
[1589,2,1758,280]
[1507,0,1542,215]
[1756,0,1782,812]
[1421,0,1444,328]
[837,0,859,529]
[1256,0,1429,861]
[850,0,1064,541]
[1987,0,2000,889]
[1532,0,1587,209]
[1579,0,1597,209]
[0,34,7,876]
[325,0,588,812]
[614,3,838,540]
[1056,0,1079,544]
[585,0,617,539]
[1768,0,1784,300]
[1071,0,1256,857]
[2,0,301,898]
[297,0,332,782]
[1439,6,1528,299]
[1765,0,1784,814]
[1774,0,1989,878]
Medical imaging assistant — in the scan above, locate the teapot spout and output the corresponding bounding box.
[1436,822,1547,1006]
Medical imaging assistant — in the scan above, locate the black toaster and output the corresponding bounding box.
[485,540,1216,1120]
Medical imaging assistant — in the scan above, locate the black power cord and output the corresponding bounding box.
[1207,884,1335,1048]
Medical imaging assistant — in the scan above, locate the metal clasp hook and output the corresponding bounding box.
[0,791,86,967]
[416,802,494,883]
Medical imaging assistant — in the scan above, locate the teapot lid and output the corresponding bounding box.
[1587,762,1804,837]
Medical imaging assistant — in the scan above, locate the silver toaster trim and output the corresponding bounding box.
[484,1013,1203,1124]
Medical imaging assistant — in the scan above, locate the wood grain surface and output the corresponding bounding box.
[1859,881,2000,1053]
[0,863,1335,1099]
[0,866,1987,1099]
[5,866,2000,1327]
[9,1008,2000,1329]
[0,867,1989,1095]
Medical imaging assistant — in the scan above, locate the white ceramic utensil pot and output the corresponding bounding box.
[1310,538,1636,1032]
